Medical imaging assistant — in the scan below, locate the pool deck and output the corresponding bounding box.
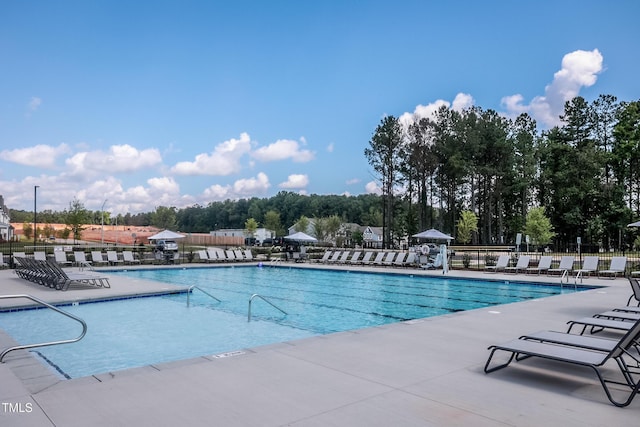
[1,262,639,425]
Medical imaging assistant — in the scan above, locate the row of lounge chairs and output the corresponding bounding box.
[13,257,110,291]
[484,278,640,407]
[317,250,418,267]
[6,250,143,268]
[197,248,254,263]
[485,255,628,279]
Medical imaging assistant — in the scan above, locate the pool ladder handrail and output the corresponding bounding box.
[248,293,287,322]
[187,286,221,307]
[559,270,577,291]
[0,294,88,363]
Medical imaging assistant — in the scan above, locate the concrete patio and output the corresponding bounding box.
[1,264,639,426]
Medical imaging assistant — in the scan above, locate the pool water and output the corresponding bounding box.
[0,266,585,378]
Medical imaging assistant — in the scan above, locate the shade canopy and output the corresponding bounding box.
[284,231,318,243]
[628,221,640,227]
[412,228,453,240]
[148,230,185,240]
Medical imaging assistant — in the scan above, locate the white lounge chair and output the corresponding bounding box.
[485,254,509,273]
[34,251,47,261]
[91,251,108,266]
[336,251,350,264]
[599,256,627,279]
[575,256,599,282]
[505,255,530,274]
[122,250,141,264]
[392,252,407,267]
[318,250,333,263]
[346,251,361,264]
[0,252,7,268]
[225,250,237,261]
[371,252,386,266]
[107,251,123,265]
[402,252,417,267]
[381,252,397,266]
[54,251,72,267]
[243,249,254,261]
[74,251,92,268]
[547,255,575,276]
[359,252,374,265]
[234,249,245,261]
[525,256,552,275]
[326,251,342,264]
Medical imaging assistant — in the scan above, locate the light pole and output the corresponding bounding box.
[33,185,39,248]
[100,199,107,247]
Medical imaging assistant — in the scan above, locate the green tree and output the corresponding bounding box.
[294,215,310,234]
[523,207,556,247]
[65,198,88,243]
[312,217,327,242]
[22,222,33,240]
[456,210,478,244]
[151,206,177,230]
[365,115,404,248]
[263,210,283,237]
[244,218,258,240]
[326,215,342,243]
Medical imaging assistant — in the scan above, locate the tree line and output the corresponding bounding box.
[365,94,640,250]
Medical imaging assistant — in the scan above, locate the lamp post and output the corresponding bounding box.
[33,185,39,248]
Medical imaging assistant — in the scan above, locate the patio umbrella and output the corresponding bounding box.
[628,221,640,227]
[412,228,453,240]
[284,232,317,243]
[148,230,185,240]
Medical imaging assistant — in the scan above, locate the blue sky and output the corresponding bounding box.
[1,1,639,215]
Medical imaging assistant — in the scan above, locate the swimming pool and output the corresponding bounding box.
[0,266,587,378]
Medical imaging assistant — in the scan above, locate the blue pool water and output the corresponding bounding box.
[0,266,587,378]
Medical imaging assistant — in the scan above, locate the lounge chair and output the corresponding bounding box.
[0,252,6,268]
[346,251,361,264]
[504,255,530,274]
[91,251,108,266]
[484,318,640,407]
[107,251,123,265]
[599,256,627,279]
[360,252,374,265]
[326,251,342,264]
[484,254,509,273]
[54,251,72,267]
[371,252,386,266]
[243,249,254,261]
[392,252,407,267]
[547,255,575,276]
[402,252,417,267]
[381,252,397,266]
[225,250,237,261]
[206,249,219,262]
[74,251,93,269]
[197,250,210,262]
[336,251,351,264]
[234,249,245,261]
[628,277,640,306]
[317,250,333,263]
[34,251,47,261]
[575,256,599,282]
[525,256,552,275]
[122,250,141,264]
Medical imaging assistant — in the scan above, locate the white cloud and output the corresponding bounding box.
[501,49,604,128]
[0,144,70,168]
[252,138,315,163]
[202,172,271,201]
[399,93,474,128]
[326,142,334,153]
[171,132,253,176]
[279,174,309,189]
[365,180,382,195]
[66,144,162,175]
[346,178,360,185]
[27,97,42,113]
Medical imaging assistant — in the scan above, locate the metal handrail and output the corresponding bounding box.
[187,286,221,307]
[248,294,287,322]
[0,294,87,362]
